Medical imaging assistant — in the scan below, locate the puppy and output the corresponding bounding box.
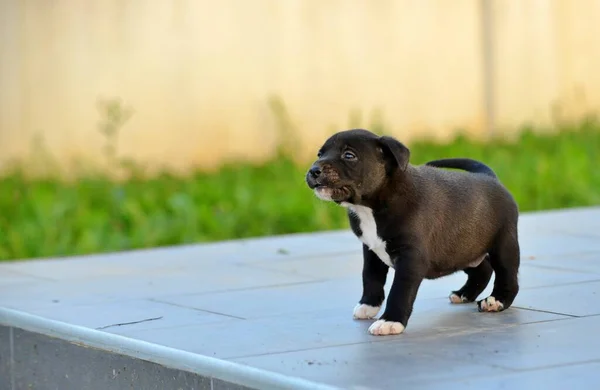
[305,129,520,336]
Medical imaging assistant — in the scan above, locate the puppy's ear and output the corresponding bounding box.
[378,136,410,172]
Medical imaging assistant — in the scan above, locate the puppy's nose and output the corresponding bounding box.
[309,165,322,179]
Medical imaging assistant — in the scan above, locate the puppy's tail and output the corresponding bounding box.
[424,158,498,179]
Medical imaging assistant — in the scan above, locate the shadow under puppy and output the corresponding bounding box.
[305,129,520,336]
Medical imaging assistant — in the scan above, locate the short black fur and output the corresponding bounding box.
[306,129,521,335]
[425,158,498,179]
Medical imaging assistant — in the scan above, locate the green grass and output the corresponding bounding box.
[1,120,599,261]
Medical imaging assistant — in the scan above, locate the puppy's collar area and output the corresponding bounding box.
[339,194,391,213]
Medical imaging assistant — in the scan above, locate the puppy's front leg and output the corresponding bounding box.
[353,245,389,320]
[368,257,423,336]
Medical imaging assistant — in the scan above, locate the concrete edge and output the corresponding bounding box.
[0,307,340,390]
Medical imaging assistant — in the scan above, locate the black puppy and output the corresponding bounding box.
[305,129,520,336]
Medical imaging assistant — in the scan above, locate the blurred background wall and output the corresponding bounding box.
[1,0,599,174]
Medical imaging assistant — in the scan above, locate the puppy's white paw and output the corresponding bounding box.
[477,296,505,312]
[368,319,405,336]
[449,293,469,304]
[353,304,380,320]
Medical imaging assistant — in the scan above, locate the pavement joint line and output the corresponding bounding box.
[226,322,538,361]
[521,250,600,260]
[502,358,600,373]
[152,279,331,299]
[0,267,57,279]
[517,314,583,327]
[512,306,580,318]
[95,316,165,330]
[232,249,362,264]
[0,307,341,390]
[516,277,600,290]
[147,298,248,320]
[233,261,341,279]
[521,262,600,275]
[512,305,584,325]
[542,229,600,241]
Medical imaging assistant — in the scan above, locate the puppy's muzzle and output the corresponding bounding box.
[306,164,323,189]
[309,165,321,179]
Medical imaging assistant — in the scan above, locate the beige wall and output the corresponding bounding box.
[0,0,599,175]
[490,0,600,133]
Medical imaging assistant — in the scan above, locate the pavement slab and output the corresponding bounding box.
[1,206,600,389]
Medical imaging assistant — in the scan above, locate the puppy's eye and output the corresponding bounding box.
[343,151,357,160]
[317,151,323,158]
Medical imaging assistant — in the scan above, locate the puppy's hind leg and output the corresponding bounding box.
[478,231,520,312]
[449,254,493,304]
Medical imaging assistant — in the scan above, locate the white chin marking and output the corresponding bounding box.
[314,187,334,201]
[449,293,469,304]
[353,304,381,320]
[478,296,504,312]
[368,319,405,336]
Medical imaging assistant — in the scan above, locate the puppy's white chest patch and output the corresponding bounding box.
[343,203,393,268]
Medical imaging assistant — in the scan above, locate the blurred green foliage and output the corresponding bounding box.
[1,119,599,261]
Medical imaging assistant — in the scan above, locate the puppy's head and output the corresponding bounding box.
[305,129,410,204]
